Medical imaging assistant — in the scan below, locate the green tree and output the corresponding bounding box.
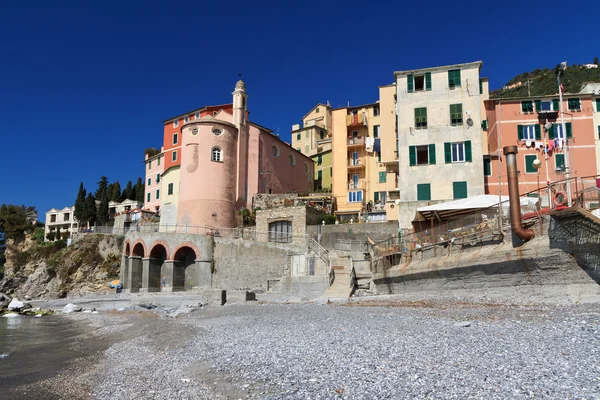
[96,191,109,225]
[134,177,145,202]
[95,176,109,199]
[55,226,61,242]
[84,193,97,228]
[111,180,122,202]
[595,57,599,65]
[46,231,56,241]
[121,180,133,201]
[74,182,87,229]
[0,204,35,241]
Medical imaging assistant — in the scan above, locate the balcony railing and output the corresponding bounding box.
[346,112,367,127]
[347,158,364,168]
[347,136,365,146]
[348,179,365,190]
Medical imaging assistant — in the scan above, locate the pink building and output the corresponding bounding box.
[144,148,164,213]
[154,80,314,229]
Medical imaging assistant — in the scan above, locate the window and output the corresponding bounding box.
[213,111,218,117]
[212,127,222,136]
[156,173,160,183]
[268,221,292,243]
[407,73,432,93]
[568,98,581,111]
[555,154,565,171]
[482,120,488,131]
[147,192,151,202]
[296,148,301,152]
[409,144,436,166]
[184,116,189,123]
[525,154,537,173]
[148,161,151,170]
[317,154,322,165]
[484,158,492,176]
[417,184,431,201]
[50,215,56,223]
[379,171,386,183]
[448,69,461,88]
[536,100,553,111]
[157,157,161,166]
[289,155,295,166]
[373,125,380,138]
[453,181,468,199]
[296,133,301,141]
[450,104,463,125]
[211,147,222,162]
[147,178,151,186]
[598,125,600,140]
[316,107,320,113]
[549,123,572,139]
[168,183,174,195]
[414,108,427,129]
[272,145,279,157]
[517,124,540,141]
[156,189,160,200]
[373,106,380,116]
[63,213,70,221]
[173,133,178,145]
[195,112,200,119]
[318,170,322,180]
[374,191,387,204]
[173,120,179,128]
[172,150,177,162]
[444,141,472,163]
[521,101,534,113]
[348,191,363,203]
[319,130,325,140]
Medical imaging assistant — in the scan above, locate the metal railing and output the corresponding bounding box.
[308,238,329,266]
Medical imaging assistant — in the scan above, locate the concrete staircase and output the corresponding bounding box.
[323,254,356,301]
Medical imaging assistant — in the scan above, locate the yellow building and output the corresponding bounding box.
[291,103,333,191]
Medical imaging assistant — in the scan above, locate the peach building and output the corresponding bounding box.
[146,80,314,229]
[484,92,600,200]
[144,148,164,213]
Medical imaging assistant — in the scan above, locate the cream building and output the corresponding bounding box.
[394,61,487,228]
[45,206,77,241]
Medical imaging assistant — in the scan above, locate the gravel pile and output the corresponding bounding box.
[73,301,600,399]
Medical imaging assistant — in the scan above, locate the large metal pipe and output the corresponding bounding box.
[503,146,535,241]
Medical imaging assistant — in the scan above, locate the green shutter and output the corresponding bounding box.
[596,99,600,112]
[444,142,452,164]
[464,141,472,162]
[425,72,432,91]
[517,125,524,140]
[374,192,379,202]
[525,155,537,173]
[379,171,386,183]
[482,120,488,131]
[535,124,541,140]
[317,154,322,164]
[483,158,492,176]
[555,154,565,170]
[378,152,381,162]
[428,144,436,165]
[296,133,301,141]
[417,184,431,201]
[548,124,555,139]
[409,145,416,166]
[318,170,322,180]
[566,122,572,138]
[553,99,560,111]
[453,181,468,199]
[535,100,541,111]
[407,74,414,93]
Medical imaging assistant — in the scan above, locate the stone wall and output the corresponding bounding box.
[306,221,399,250]
[212,237,307,292]
[255,206,310,244]
[253,193,298,210]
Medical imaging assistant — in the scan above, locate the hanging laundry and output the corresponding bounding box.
[548,140,554,152]
[373,138,381,153]
[535,141,543,150]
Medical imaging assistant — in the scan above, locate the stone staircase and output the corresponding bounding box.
[323,253,356,301]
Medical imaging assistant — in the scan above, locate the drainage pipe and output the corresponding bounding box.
[503,145,535,241]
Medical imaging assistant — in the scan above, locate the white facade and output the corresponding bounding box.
[45,206,77,241]
[394,61,486,228]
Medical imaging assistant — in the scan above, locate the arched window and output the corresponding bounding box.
[269,221,292,243]
[211,147,222,162]
[272,145,280,157]
[289,155,295,166]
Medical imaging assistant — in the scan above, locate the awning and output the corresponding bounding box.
[415,195,509,222]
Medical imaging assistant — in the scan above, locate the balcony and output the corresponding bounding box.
[347,158,365,169]
[346,112,367,127]
[348,179,366,190]
[347,136,365,147]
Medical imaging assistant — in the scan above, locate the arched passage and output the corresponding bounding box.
[148,244,167,292]
[173,246,197,291]
[124,241,131,256]
[132,242,145,258]
[129,241,146,292]
[122,241,131,289]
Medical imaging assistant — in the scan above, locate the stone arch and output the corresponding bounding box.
[149,240,170,261]
[132,240,146,258]
[172,244,198,291]
[170,241,200,261]
[124,240,131,256]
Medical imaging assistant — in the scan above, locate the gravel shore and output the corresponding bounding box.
[16,297,600,399]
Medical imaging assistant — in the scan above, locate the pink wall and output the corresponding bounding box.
[177,120,238,228]
[144,152,164,211]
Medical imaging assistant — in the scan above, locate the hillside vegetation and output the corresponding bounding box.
[491,60,600,99]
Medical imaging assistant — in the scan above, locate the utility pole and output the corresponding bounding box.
[556,62,572,206]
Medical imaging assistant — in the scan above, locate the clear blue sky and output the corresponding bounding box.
[1,0,598,218]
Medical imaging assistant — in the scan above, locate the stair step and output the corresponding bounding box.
[331,265,345,270]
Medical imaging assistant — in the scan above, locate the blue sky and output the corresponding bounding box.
[1,0,598,218]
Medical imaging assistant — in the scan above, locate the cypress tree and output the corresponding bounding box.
[95,176,109,199]
[84,193,97,228]
[111,181,121,202]
[135,177,144,202]
[74,183,86,230]
[121,180,133,201]
[97,191,109,226]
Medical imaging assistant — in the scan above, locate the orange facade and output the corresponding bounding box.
[484,96,598,196]
[162,104,234,171]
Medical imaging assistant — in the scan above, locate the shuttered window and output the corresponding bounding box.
[453,181,468,199]
[317,155,322,165]
[483,158,492,176]
[518,125,540,140]
[409,145,435,165]
[415,108,427,129]
[521,101,534,113]
[548,123,572,139]
[317,170,322,180]
[482,120,488,131]
[448,69,461,88]
[296,133,301,141]
[552,99,560,111]
[445,141,471,163]
[525,155,537,173]
[379,171,386,183]
[450,104,463,125]
[425,72,432,91]
[568,98,581,111]
[555,154,565,171]
[417,184,431,201]
[407,74,414,93]
[596,99,600,112]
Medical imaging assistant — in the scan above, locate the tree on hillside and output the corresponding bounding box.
[55,227,61,242]
[595,57,599,65]
[121,180,133,201]
[95,176,109,199]
[84,193,97,228]
[134,177,145,202]
[111,181,121,202]
[74,182,87,229]
[0,204,35,241]
[107,183,114,203]
[96,191,109,225]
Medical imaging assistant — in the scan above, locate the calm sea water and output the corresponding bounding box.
[0,315,85,395]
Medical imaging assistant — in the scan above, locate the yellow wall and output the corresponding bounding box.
[159,166,180,230]
[312,150,332,190]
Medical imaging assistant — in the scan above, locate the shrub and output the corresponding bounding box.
[322,214,337,225]
[46,231,56,241]
[31,227,45,243]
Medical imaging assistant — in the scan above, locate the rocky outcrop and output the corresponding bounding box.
[0,235,123,300]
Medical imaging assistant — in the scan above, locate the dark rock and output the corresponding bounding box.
[138,302,158,310]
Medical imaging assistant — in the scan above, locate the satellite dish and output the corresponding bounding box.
[467,118,474,127]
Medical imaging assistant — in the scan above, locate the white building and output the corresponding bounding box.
[45,206,78,241]
[394,61,487,229]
